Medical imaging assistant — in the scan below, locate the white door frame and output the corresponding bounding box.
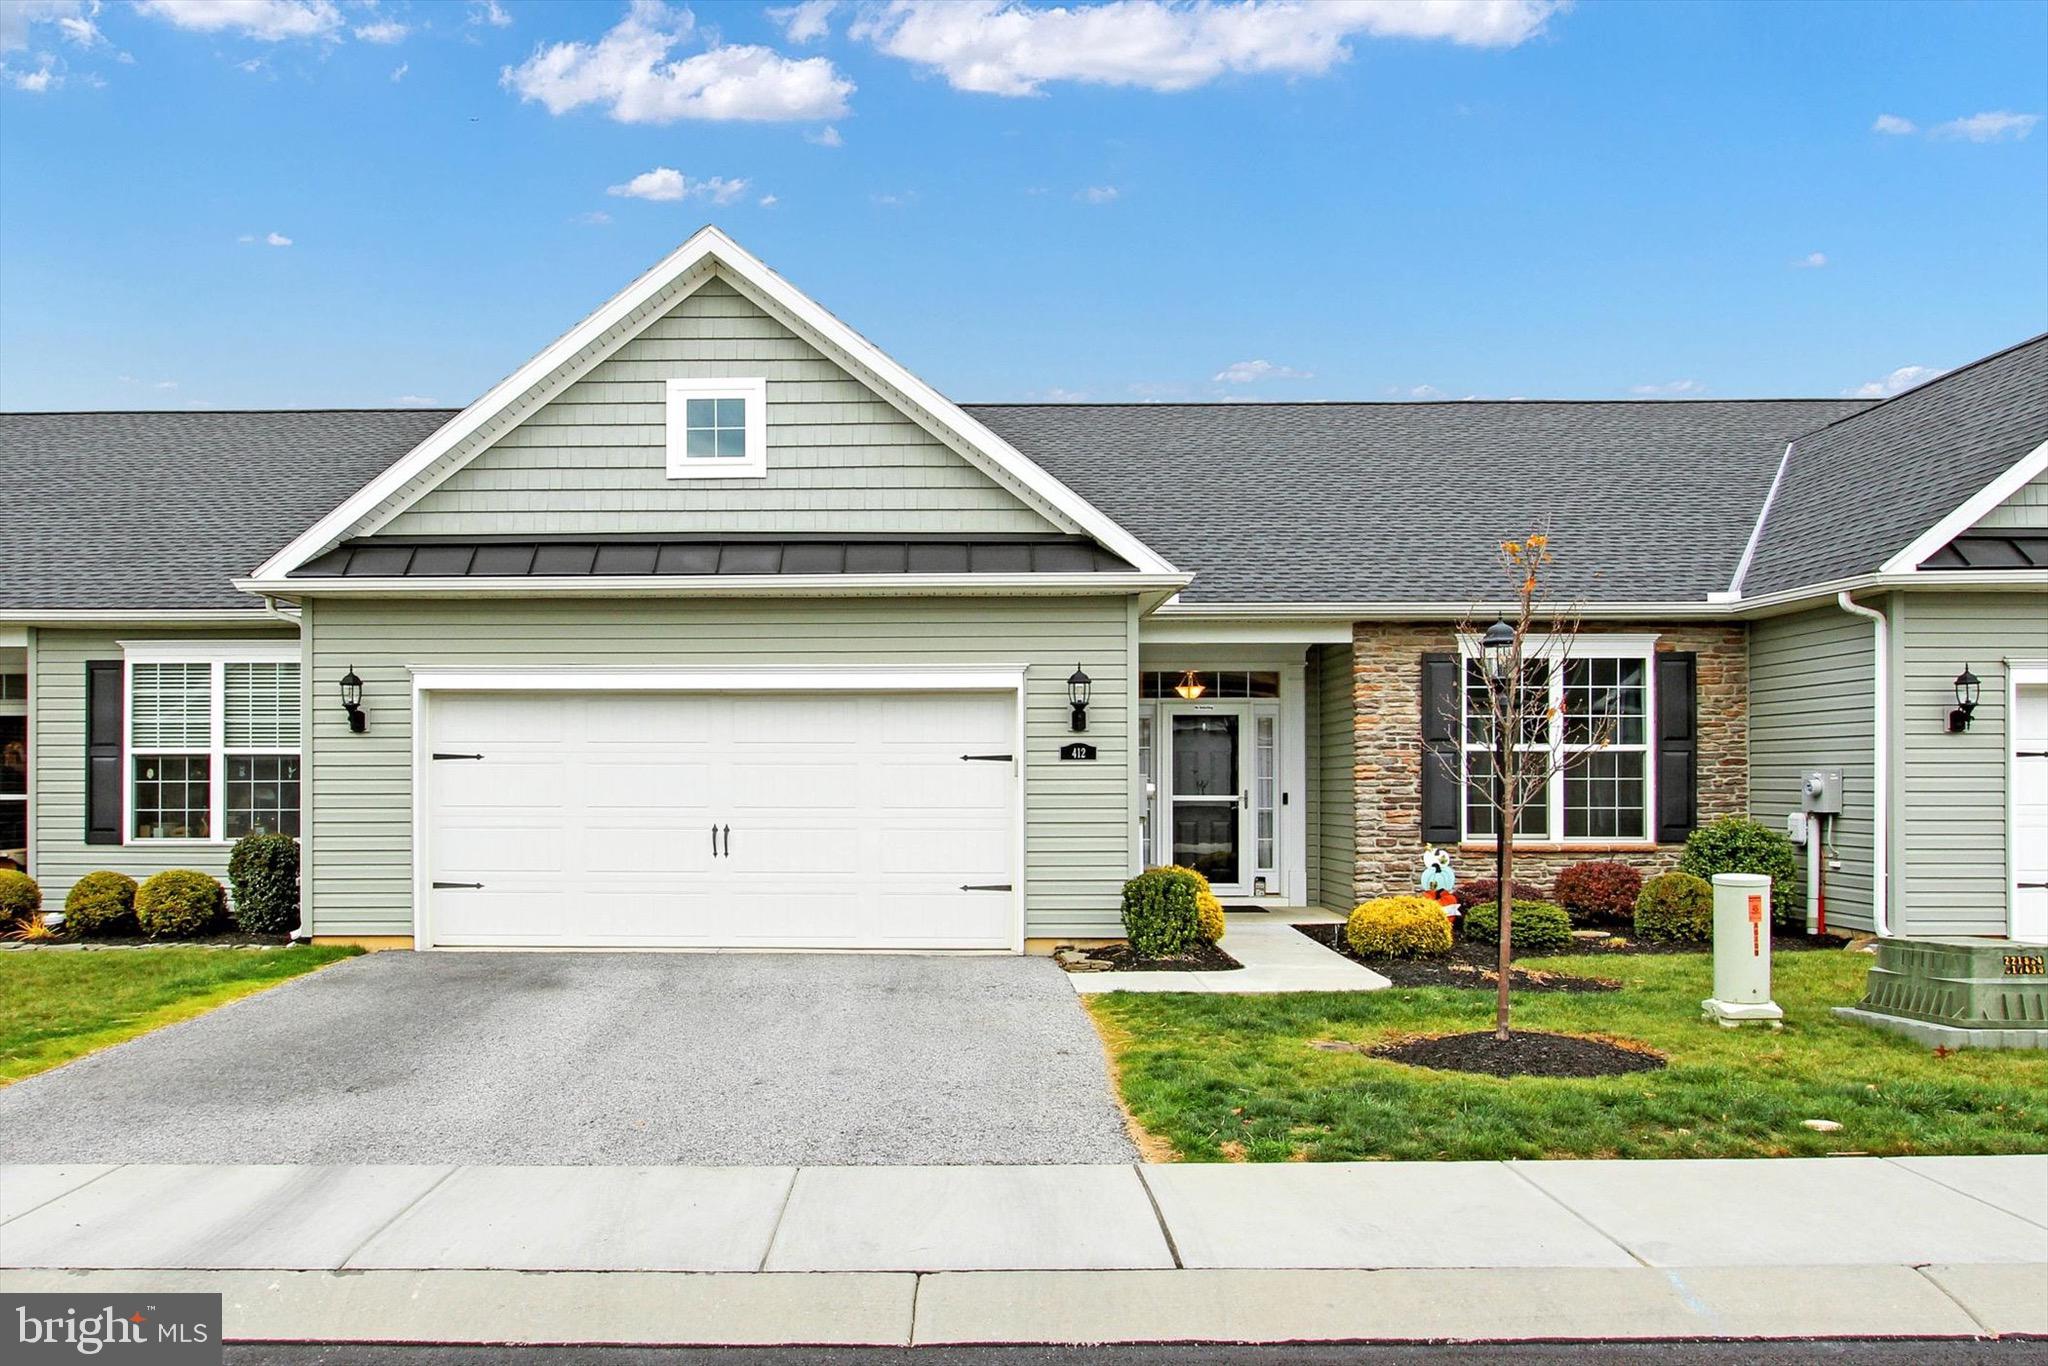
[2010,662,2048,945]
[1159,699,1255,896]
[409,665,1029,953]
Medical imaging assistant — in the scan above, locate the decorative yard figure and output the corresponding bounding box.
[1419,846,1460,920]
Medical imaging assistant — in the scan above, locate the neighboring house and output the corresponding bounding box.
[2,228,2042,949]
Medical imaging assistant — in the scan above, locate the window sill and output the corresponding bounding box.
[1456,842,1666,855]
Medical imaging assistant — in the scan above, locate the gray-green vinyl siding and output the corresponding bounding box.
[1970,468,2048,530]
[1312,642,1356,910]
[28,624,298,908]
[304,594,1134,940]
[379,276,1072,538]
[1747,606,1876,932]
[1890,589,2048,937]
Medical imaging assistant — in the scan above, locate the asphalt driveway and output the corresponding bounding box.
[0,951,1138,1166]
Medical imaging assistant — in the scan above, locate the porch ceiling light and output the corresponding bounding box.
[1947,664,1980,734]
[1481,618,1516,682]
[1174,670,1207,701]
[340,666,368,734]
[1068,665,1092,732]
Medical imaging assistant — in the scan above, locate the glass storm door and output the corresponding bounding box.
[1168,710,1244,890]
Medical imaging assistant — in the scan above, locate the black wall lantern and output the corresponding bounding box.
[1947,664,1981,734]
[1067,665,1092,732]
[339,667,368,733]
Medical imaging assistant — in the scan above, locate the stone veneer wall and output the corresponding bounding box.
[1344,620,1748,904]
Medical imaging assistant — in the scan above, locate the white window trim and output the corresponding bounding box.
[1455,634,1661,848]
[121,641,301,845]
[665,376,768,480]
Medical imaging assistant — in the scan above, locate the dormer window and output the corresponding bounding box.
[665,377,768,479]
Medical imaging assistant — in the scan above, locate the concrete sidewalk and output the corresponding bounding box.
[2,1156,2042,1345]
[1071,916,1393,993]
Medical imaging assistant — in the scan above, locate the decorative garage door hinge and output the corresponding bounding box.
[960,884,1013,892]
[432,752,485,760]
[960,753,1013,762]
[432,881,484,889]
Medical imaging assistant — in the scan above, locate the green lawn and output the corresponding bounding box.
[0,946,360,1084]
[1087,949,2048,1162]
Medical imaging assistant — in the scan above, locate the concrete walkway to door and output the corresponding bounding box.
[0,951,1138,1167]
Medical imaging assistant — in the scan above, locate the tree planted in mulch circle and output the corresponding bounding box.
[1371,1030,1667,1079]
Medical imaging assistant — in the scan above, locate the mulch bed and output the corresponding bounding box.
[1294,923,1619,993]
[1059,941,1243,973]
[4,931,292,950]
[1371,1029,1668,1079]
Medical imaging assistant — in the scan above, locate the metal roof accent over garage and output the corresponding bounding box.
[290,534,1135,579]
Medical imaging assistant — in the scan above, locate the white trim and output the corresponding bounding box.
[1837,591,1891,936]
[0,628,25,648]
[120,639,300,664]
[409,664,1028,954]
[120,644,305,847]
[2009,662,2048,945]
[0,611,286,627]
[251,227,1176,582]
[237,572,1188,602]
[1140,617,1354,645]
[665,376,768,480]
[1880,436,2048,574]
[1727,441,1794,597]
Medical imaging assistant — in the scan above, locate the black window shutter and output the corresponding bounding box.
[1654,651,1698,845]
[1419,652,1462,844]
[86,660,123,845]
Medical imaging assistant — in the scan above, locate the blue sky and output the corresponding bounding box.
[2,0,2044,411]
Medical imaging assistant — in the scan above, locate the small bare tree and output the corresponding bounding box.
[1455,527,1613,1041]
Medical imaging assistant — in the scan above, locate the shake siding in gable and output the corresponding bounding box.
[378,277,1072,538]
[1747,605,1876,932]
[303,594,1135,941]
[1970,467,2048,530]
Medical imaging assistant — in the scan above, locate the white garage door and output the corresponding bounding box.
[423,691,1018,950]
[2015,681,2047,945]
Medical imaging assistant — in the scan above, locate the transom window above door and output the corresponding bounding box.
[1140,670,1280,699]
[665,377,768,479]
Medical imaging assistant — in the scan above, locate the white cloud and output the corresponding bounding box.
[574,209,613,224]
[389,60,407,81]
[871,190,914,206]
[153,379,179,390]
[469,0,512,27]
[605,166,753,204]
[1931,110,2041,143]
[771,0,839,43]
[395,394,437,406]
[135,1,343,42]
[1398,384,1447,400]
[503,0,854,123]
[1075,184,1118,203]
[757,193,779,207]
[1846,364,1943,399]
[1871,113,1916,136]
[1212,359,1312,384]
[1792,251,1828,269]
[265,231,292,245]
[1,2,100,52]
[805,123,843,146]
[851,0,1562,97]
[354,19,408,43]
[1034,386,1090,401]
[1629,378,1707,398]
[9,57,59,91]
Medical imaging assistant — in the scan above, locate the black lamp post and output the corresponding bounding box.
[1480,619,1517,903]
[1948,665,1981,734]
[1067,665,1092,732]
[339,667,367,734]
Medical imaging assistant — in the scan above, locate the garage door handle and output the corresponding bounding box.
[432,881,483,890]
[961,884,1012,892]
[723,824,731,858]
[711,824,720,858]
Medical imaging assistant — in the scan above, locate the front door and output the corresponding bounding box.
[1165,706,1247,893]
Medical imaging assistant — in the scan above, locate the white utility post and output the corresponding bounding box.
[1703,872,1784,1028]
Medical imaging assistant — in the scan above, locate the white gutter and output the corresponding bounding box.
[235,572,1190,600]
[0,609,284,626]
[1837,590,1891,937]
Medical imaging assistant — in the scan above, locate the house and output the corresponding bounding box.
[2,228,2042,950]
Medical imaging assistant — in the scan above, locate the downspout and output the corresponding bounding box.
[1836,591,1890,937]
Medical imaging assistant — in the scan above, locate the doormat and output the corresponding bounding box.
[1221,904,1268,914]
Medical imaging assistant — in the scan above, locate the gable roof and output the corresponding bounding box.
[1739,333,2048,596]
[977,398,1866,605]
[249,227,1177,583]
[0,409,452,613]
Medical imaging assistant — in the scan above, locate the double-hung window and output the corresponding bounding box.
[665,377,768,479]
[127,645,301,842]
[1459,636,1655,845]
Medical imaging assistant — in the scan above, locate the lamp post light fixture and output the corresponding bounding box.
[1067,665,1092,732]
[339,667,367,734]
[1173,670,1207,701]
[1948,664,1981,734]
[1480,618,1517,682]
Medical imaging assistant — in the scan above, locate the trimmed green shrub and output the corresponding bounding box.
[1635,871,1714,944]
[1461,898,1574,954]
[0,870,40,924]
[63,871,138,937]
[1160,864,1226,944]
[228,834,301,935]
[134,870,225,939]
[1345,896,1454,959]
[1120,867,1206,958]
[1455,875,1546,909]
[1678,817,1801,927]
[1553,860,1644,926]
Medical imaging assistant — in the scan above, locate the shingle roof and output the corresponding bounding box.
[970,399,1865,604]
[0,409,453,611]
[1741,334,2048,595]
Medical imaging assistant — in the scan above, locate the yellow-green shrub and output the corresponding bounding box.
[1120,867,1204,957]
[0,870,40,925]
[1163,863,1226,944]
[1635,871,1713,944]
[1345,895,1454,959]
[63,871,138,937]
[1461,898,1574,953]
[135,870,225,939]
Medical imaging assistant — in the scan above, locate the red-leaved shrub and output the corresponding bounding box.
[1553,860,1644,926]
[1455,875,1547,909]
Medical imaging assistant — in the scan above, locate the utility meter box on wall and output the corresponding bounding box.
[1799,768,1844,814]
